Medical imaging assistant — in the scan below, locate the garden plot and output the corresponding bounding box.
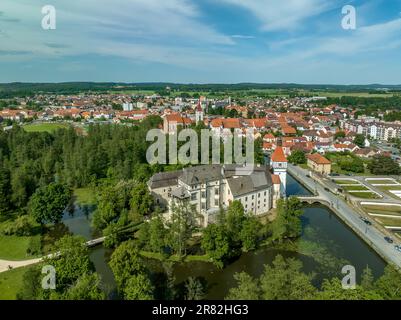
[332,179,360,185]
[365,178,400,186]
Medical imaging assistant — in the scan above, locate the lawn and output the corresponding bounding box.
[0,234,41,260]
[0,266,31,300]
[333,180,359,185]
[343,185,369,191]
[378,186,401,191]
[348,192,380,199]
[375,217,401,227]
[366,180,398,185]
[362,204,401,214]
[73,188,96,206]
[23,123,69,133]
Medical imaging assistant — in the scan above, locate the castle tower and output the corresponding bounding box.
[195,100,204,124]
[270,146,288,196]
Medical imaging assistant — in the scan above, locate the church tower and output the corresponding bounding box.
[195,100,204,124]
[270,146,288,196]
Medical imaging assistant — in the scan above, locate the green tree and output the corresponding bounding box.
[375,265,401,300]
[240,217,262,252]
[167,200,198,256]
[124,273,154,300]
[45,235,95,292]
[62,273,106,300]
[270,197,303,242]
[0,164,12,215]
[368,155,400,175]
[353,134,366,148]
[361,266,375,291]
[28,183,72,224]
[130,183,154,216]
[226,272,260,300]
[225,200,246,244]
[185,277,205,300]
[17,266,43,300]
[288,150,307,165]
[149,215,167,254]
[201,224,231,268]
[259,255,316,300]
[109,241,146,291]
[335,131,346,139]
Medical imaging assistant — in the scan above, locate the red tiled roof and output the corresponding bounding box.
[307,153,331,165]
[271,146,288,163]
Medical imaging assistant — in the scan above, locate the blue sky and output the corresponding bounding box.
[0,0,401,84]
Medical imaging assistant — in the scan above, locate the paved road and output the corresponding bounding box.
[288,164,401,269]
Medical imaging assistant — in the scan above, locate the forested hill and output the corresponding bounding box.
[1,82,401,97]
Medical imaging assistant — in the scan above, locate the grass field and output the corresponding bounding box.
[378,186,401,191]
[0,266,32,300]
[375,217,401,227]
[23,123,69,133]
[73,188,96,206]
[333,180,359,185]
[348,192,380,199]
[313,91,394,98]
[343,185,369,191]
[366,180,398,185]
[0,234,41,260]
[362,204,401,214]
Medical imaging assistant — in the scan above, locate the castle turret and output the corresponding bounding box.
[270,146,288,196]
[195,100,204,124]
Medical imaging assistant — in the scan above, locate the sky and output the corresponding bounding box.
[0,0,401,84]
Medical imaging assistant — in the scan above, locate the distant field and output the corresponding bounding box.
[23,123,69,133]
[313,91,394,98]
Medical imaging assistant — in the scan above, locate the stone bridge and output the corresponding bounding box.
[297,196,331,207]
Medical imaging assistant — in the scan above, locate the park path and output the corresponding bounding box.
[0,258,43,273]
[0,237,106,274]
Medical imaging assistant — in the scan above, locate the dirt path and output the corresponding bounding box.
[0,258,43,273]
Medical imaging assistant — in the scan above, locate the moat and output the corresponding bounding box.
[62,173,386,299]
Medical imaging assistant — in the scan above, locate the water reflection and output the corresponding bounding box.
[61,175,386,300]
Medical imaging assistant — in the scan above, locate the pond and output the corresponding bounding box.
[61,174,386,299]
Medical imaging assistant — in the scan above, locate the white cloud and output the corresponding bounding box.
[0,0,234,64]
[219,0,337,31]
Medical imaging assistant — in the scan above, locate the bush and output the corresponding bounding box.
[1,215,37,236]
[26,235,42,256]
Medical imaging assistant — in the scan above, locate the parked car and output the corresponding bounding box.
[359,216,372,225]
[395,245,401,252]
[384,237,394,244]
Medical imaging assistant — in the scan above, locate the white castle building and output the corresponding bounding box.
[148,156,287,227]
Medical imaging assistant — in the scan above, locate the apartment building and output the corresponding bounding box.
[342,120,401,141]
